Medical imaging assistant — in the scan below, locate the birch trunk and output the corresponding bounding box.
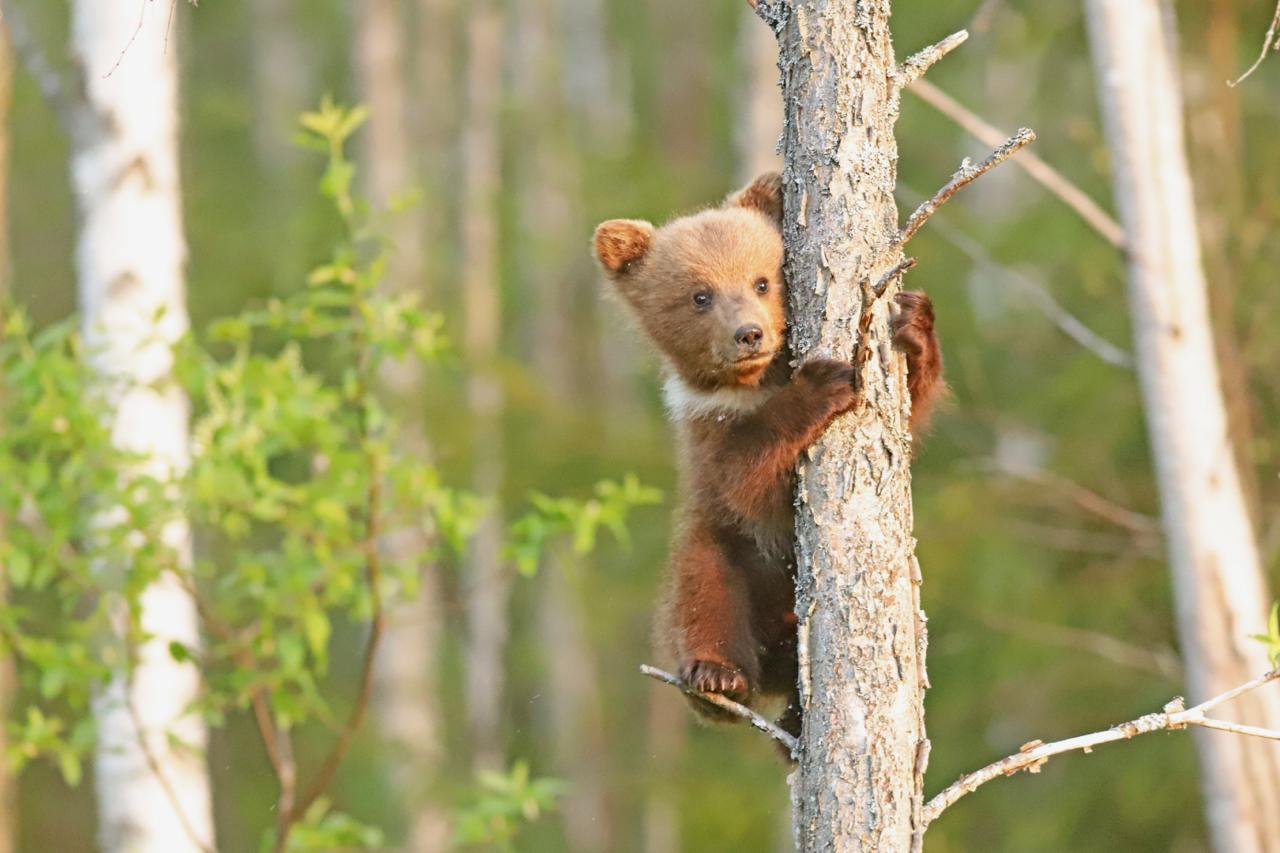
[355,2,450,849]
[1085,3,1280,851]
[460,0,509,774]
[774,3,928,850]
[67,5,214,852]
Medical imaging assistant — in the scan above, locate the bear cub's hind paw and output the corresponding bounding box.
[680,659,753,705]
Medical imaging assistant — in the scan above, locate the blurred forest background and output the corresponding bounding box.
[3,0,1280,850]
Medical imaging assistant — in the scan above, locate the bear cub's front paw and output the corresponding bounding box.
[680,659,752,704]
[798,358,859,414]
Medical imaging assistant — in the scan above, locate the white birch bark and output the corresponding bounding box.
[67,4,213,852]
[460,0,509,774]
[1085,3,1280,851]
[773,3,928,850]
[355,2,450,849]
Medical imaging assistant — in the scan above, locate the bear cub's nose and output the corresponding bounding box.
[735,324,764,354]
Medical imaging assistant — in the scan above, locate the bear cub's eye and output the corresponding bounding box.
[754,278,769,295]
[692,291,712,308]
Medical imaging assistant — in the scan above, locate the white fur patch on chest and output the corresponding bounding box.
[662,374,772,422]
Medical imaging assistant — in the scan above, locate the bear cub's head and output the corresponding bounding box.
[594,173,786,391]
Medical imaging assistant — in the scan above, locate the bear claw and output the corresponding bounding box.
[680,659,752,704]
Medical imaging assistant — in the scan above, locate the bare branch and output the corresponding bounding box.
[898,191,1133,369]
[988,459,1159,536]
[907,80,1125,249]
[923,669,1280,828]
[874,256,917,297]
[1228,0,1280,87]
[640,665,798,757]
[0,0,80,135]
[895,30,969,88]
[895,128,1035,248]
[975,610,1181,680]
[283,454,386,841]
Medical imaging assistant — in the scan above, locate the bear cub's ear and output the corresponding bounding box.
[726,171,783,226]
[594,219,655,275]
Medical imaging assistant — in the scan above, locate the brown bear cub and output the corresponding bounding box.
[594,172,943,741]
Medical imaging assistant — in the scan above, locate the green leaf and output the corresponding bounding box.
[8,550,31,589]
[168,641,192,663]
[57,750,82,787]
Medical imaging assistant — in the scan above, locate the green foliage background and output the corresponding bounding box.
[5,0,1280,850]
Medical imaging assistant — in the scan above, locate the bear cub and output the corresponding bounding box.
[594,172,943,740]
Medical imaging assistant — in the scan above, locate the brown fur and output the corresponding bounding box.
[594,173,944,743]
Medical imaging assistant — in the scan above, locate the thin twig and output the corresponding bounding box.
[895,128,1036,248]
[975,610,1181,680]
[0,0,80,134]
[898,188,1134,369]
[283,454,386,832]
[176,570,294,828]
[1229,0,1280,87]
[124,695,215,853]
[272,719,297,853]
[988,459,1159,536]
[907,80,1125,249]
[640,665,799,757]
[874,256,918,297]
[923,669,1280,828]
[895,30,969,88]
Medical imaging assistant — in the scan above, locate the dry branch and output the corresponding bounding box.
[874,256,917,297]
[895,128,1035,248]
[1229,0,1280,87]
[899,192,1133,369]
[975,610,1181,680]
[895,30,969,88]
[923,669,1280,828]
[907,80,1125,249]
[0,0,80,134]
[640,665,798,757]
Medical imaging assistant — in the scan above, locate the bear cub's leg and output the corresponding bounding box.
[668,530,761,719]
[892,291,944,430]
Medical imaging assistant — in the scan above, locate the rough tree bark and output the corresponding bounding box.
[1085,2,1280,851]
[354,2,450,849]
[68,3,214,851]
[768,2,929,850]
[460,0,509,775]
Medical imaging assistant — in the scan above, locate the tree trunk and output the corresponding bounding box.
[412,0,456,303]
[510,0,616,846]
[773,3,928,850]
[354,2,450,849]
[0,23,13,853]
[1084,3,1280,851]
[248,0,310,173]
[67,5,214,852]
[460,0,509,775]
